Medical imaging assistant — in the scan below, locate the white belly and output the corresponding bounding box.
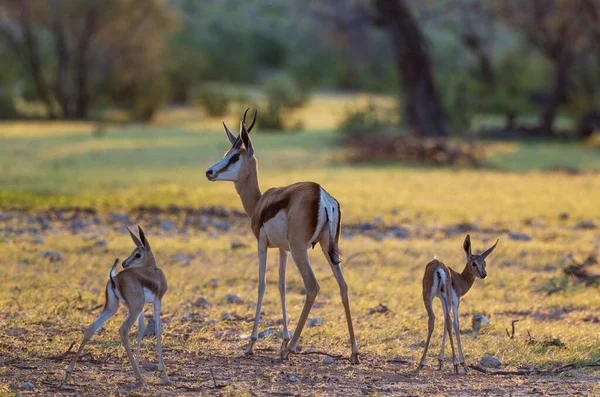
[113,287,156,305]
[143,287,156,303]
[263,210,289,249]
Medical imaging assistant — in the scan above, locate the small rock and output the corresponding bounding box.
[192,297,212,308]
[308,317,325,327]
[508,232,532,242]
[288,375,300,383]
[278,330,293,339]
[390,355,409,363]
[108,212,130,225]
[208,278,219,288]
[37,250,63,262]
[94,240,107,249]
[160,221,176,231]
[323,356,335,365]
[258,329,275,339]
[480,355,501,369]
[222,313,232,321]
[181,312,191,322]
[355,222,377,232]
[239,334,251,340]
[374,234,384,242]
[388,226,409,239]
[472,314,490,333]
[226,294,244,304]
[559,212,569,220]
[143,362,159,371]
[368,304,389,314]
[230,240,247,250]
[21,381,35,390]
[33,236,44,244]
[144,317,163,337]
[575,219,597,230]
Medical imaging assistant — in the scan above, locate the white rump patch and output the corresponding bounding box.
[143,287,156,303]
[436,268,446,284]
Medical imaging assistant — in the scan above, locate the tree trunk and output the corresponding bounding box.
[374,0,447,137]
[539,53,571,134]
[51,1,71,118]
[73,6,98,119]
[11,1,57,118]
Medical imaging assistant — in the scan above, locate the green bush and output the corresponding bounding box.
[193,88,231,117]
[258,102,285,131]
[0,89,17,120]
[338,103,396,137]
[265,75,310,109]
[131,77,169,122]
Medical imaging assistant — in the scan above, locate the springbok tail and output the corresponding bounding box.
[109,258,119,289]
[324,197,341,265]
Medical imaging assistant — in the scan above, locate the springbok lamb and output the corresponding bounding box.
[64,226,169,385]
[418,234,498,374]
[205,110,360,364]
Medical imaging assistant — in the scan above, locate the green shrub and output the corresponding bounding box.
[0,89,17,120]
[131,77,169,122]
[338,103,397,137]
[258,102,285,131]
[194,88,230,117]
[265,75,310,109]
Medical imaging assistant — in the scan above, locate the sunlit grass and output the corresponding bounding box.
[0,95,599,392]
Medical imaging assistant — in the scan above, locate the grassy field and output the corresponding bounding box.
[1,98,600,395]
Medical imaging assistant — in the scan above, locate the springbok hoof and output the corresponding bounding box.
[438,359,444,370]
[161,374,172,385]
[461,362,468,374]
[453,364,459,374]
[244,339,256,356]
[350,352,361,365]
[279,348,291,361]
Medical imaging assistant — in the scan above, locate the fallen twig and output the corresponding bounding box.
[505,319,519,339]
[209,368,225,388]
[45,341,76,361]
[469,364,532,375]
[298,350,345,359]
[469,362,600,376]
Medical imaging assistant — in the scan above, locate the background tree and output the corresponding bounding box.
[370,0,448,137]
[0,0,174,120]
[493,0,600,134]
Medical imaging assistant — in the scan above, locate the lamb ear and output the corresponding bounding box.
[240,121,254,159]
[463,234,472,260]
[127,226,143,248]
[481,239,499,259]
[138,226,151,252]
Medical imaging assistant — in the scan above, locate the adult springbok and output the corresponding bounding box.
[417,234,498,374]
[205,110,359,364]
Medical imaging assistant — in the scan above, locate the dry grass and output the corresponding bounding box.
[1,95,599,394]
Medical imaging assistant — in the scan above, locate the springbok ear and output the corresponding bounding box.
[222,121,237,144]
[138,226,151,252]
[463,234,472,259]
[127,226,143,248]
[240,121,254,159]
[481,239,499,259]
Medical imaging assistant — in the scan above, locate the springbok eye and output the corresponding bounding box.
[472,262,477,267]
[135,253,141,259]
[230,153,240,163]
